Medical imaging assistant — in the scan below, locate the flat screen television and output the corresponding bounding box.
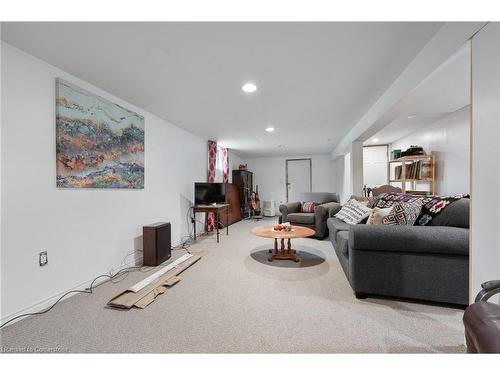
[195,182,226,205]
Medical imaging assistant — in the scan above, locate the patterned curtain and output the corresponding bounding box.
[222,148,229,183]
[206,140,217,232]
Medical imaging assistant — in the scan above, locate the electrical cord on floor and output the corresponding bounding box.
[0,265,143,329]
[1,208,200,329]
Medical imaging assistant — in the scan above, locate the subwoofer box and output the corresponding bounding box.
[143,222,171,266]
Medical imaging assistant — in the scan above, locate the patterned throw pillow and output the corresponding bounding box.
[374,192,423,209]
[366,207,393,225]
[301,201,317,213]
[416,193,470,225]
[350,195,379,208]
[335,199,373,225]
[382,201,423,225]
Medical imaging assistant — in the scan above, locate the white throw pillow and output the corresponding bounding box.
[335,199,373,225]
[366,207,393,225]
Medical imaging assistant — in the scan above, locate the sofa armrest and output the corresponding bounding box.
[321,202,342,217]
[349,225,469,256]
[279,202,301,222]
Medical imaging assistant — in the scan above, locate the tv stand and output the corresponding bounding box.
[192,204,229,243]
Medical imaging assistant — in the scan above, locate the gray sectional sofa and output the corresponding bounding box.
[327,198,470,305]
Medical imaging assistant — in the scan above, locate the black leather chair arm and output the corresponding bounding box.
[475,279,500,302]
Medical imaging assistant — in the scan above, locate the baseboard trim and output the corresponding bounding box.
[0,231,198,327]
[0,275,103,328]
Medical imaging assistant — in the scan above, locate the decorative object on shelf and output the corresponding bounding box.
[238,164,248,170]
[391,149,402,160]
[401,145,425,157]
[388,154,435,195]
[56,78,145,189]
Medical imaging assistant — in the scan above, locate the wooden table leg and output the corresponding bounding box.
[268,237,300,262]
[226,207,229,235]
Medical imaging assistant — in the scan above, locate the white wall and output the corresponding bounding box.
[470,23,500,303]
[391,106,470,196]
[244,154,336,208]
[0,44,207,321]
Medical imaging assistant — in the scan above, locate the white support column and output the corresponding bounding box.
[350,141,364,197]
[470,23,500,304]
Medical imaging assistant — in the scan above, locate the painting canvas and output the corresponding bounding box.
[56,78,145,189]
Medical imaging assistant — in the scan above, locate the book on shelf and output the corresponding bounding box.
[392,159,432,180]
[420,161,432,179]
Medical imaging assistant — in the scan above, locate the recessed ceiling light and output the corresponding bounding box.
[242,82,257,93]
[265,126,275,133]
[372,138,379,143]
[407,115,417,119]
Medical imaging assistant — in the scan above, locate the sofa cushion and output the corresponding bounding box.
[336,230,349,256]
[327,217,351,238]
[349,224,469,256]
[367,207,393,225]
[287,212,315,225]
[374,192,423,209]
[300,201,317,213]
[429,198,470,228]
[417,195,469,226]
[382,201,423,226]
[335,199,372,224]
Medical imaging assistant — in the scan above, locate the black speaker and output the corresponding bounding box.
[143,222,171,266]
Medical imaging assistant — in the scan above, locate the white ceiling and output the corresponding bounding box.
[364,42,470,146]
[2,22,443,157]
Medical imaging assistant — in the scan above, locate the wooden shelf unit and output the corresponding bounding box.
[388,154,435,194]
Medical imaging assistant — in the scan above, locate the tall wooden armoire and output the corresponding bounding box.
[232,170,253,219]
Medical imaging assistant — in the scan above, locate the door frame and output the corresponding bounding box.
[285,158,312,202]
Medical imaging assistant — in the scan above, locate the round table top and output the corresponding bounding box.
[251,225,316,239]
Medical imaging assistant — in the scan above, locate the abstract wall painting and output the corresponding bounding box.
[56,78,145,189]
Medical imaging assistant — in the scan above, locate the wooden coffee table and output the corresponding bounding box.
[251,225,316,262]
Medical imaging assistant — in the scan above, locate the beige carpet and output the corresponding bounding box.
[0,218,466,353]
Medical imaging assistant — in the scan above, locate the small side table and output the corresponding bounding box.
[192,204,229,243]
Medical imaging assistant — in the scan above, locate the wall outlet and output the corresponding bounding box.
[39,251,48,266]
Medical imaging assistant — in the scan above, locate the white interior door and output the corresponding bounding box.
[363,145,388,187]
[286,159,312,202]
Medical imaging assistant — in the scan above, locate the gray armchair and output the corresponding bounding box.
[279,192,341,239]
